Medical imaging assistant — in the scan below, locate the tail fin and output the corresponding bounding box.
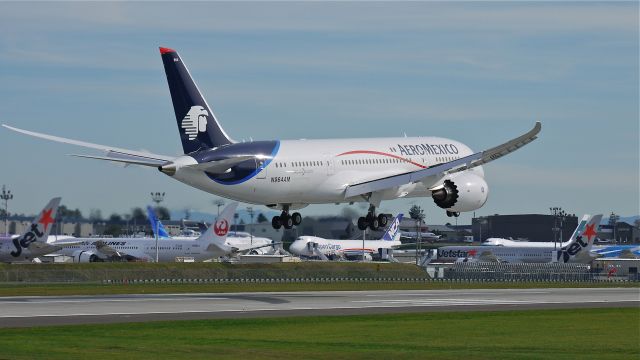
[10,197,61,258]
[558,214,602,263]
[159,47,234,153]
[381,214,403,241]
[146,206,171,239]
[196,202,238,252]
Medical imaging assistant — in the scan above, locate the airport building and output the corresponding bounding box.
[472,214,578,243]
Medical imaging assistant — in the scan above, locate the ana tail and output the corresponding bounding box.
[381,214,403,241]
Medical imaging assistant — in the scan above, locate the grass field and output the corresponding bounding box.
[0,280,637,297]
[0,308,637,359]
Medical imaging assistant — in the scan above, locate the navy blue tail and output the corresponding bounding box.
[160,47,233,154]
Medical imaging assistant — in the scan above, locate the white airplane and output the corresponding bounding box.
[289,214,403,260]
[50,202,240,262]
[0,198,62,263]
[3,47,541,232]
[399,230,441,241]
[146,205,278,255]
[430,214,602,264]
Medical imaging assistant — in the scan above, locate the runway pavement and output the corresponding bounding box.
[0,287,637,327]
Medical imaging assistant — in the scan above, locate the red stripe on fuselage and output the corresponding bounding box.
[336,150,427,169]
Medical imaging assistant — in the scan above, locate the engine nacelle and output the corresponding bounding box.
[431,173,488,212]
[72,250,104,263]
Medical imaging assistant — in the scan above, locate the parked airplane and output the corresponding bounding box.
[146,205,278,254]
[289,214,403,260]
[4,47,541,232]
[591,245,640,259]
[400,230,441,241]
[50,203,239,262]
[0,198,62,262]
[429,214,602,263]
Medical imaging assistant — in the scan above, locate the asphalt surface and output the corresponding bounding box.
[0,287,637,327]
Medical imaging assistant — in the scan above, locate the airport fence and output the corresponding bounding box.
[434,262,638,282]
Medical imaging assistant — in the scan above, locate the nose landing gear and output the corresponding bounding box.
[446,211,460,217]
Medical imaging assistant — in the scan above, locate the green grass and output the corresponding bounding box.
[0,281,637,297]
[0,308,637,359]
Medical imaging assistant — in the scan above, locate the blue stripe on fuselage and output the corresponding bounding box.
[197,140,280,185]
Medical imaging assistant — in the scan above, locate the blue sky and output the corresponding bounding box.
[0,2,637,224]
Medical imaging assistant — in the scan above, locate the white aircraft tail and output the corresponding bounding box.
[558,214,602,263]
[9,197,61,259]
[197,202,238,253]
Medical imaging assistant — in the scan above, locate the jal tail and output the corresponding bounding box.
[10,197,61,257]
[196,202,238,249]
[159,47,234,154]
[558,214,602,263]
[146,206,171,239]
[381,214,403,241]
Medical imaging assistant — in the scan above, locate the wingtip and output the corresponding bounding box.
[159,46,176,54]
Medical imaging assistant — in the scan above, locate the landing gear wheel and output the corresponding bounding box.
[272,216,282,230]
[453,212,460,217]
[357,217,368,231]
[378,214,388,227]
[367,215,379,231]
[446,211,453,217]
[291,212,302,226]
[282,215,294,229]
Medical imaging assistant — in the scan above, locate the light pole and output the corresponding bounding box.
[247,206,254,245]
[1,185,13,236]
[151,192,165,262]
[214,199,225,217]
[550,207,567,252]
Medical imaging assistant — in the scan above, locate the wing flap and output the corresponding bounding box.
[345,122,541,198]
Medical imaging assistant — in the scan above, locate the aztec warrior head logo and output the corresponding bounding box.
[181,105,209,140]
[214,219,229,236]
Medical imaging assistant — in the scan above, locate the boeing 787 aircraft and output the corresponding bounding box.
[4,47,541,231]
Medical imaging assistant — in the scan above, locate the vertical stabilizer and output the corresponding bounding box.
[159,47,234,153]
[146,205,171,239]
[197,202,238,255]
[558,214,602,263]
[381,214,403,241]
[10,197,61,258]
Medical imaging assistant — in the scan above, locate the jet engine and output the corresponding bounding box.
[430,173,488,213]
[72,250,104,263]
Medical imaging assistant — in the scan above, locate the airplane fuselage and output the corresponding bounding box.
[168,136,484,208]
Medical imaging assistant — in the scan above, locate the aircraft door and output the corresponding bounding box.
[255,159,267,179]
[324,154,335,176]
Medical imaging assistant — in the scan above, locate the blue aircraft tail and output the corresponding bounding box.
[381,214,403,241]
[159,47,234,154]
[146,205,171,239]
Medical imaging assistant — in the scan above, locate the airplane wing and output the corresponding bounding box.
[345,122,541,198]
[3,124,173,167]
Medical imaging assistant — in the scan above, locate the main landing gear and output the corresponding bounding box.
[446,211,460,217]
[272,207,302,230]
[357,205,388,231]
